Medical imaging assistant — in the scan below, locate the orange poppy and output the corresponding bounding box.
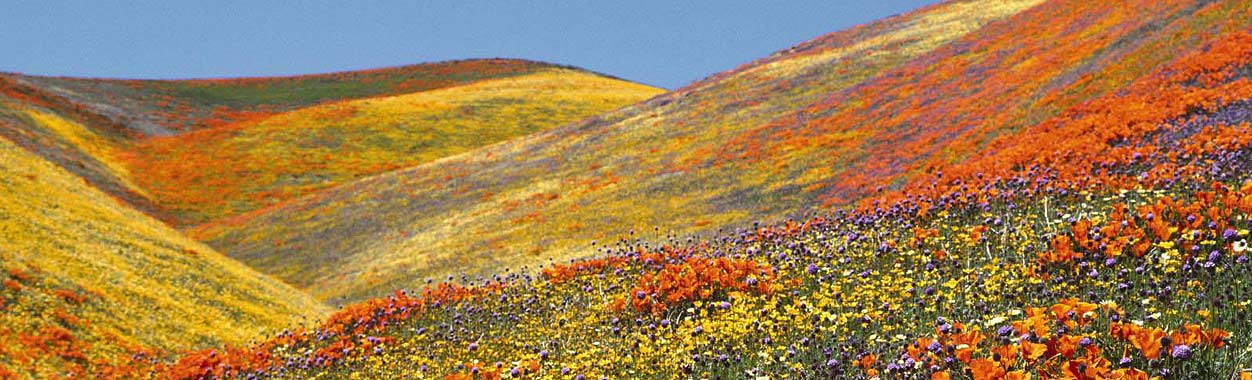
[970,358,1006,380]
[1108,368,1149,380]
[1052,299,1099,328]
[1127,327,1166,360]
[1206,327,1231,348]
[1022,341,1049,363]
[1055,335,1084,358]
[1108,322,1133,340]
[1005,371,1031,380]
[858,353,876,369]
[992,344,1019,367]
[910,338,937,361]
[951,325,986,348]
[955,346,976,363]
[1062,357,1111,380]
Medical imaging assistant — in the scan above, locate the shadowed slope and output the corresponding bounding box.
[0,129,327,379]
[4,59,568,136]
[0,78,167,219]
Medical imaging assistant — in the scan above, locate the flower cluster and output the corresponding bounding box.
[622,256,774,315]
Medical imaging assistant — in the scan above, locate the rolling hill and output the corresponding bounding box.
[0,100,328,379]
[120,68,661,225]
[8,0,1252,377]
[1,59,659,379]
[197,0,1051,302]
[7,59,567,136]
[114,1,1252,377]
[190,0,1252,305]
[3,59,662,226]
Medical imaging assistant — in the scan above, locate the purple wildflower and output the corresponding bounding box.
[1170,345,1192,360]
[997,325,1014,337]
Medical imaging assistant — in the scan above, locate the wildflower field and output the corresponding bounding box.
[122,68,661,225]
[194,0,1252,308]
[0,59,656,378]
[192,0,1050,304]
[105,9,1252,380]
[0,117,327,378]
[5,0,1252,379]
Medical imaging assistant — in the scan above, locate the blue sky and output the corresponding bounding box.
[3,1,938,89]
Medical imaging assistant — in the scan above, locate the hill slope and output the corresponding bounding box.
[0,106,328,378]
[4,60,661,226]
[187,0,1252,304]
[5,59,567,136]
[0,58,661,377]
[0,76,166,219]
[122,20,1252,380]
[122,68,661,224]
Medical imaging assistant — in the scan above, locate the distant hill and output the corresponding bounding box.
[121,68,661,225]
[3,59,661,225]
[8,59,570,135]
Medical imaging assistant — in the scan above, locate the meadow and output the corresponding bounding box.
[0,118,327,378]
[123,68,661,225]
[194,0,1252,308]
[102,9,1252,380]
[4,0,1252,379]
[192,0,1049,304]
[0,59,655,378]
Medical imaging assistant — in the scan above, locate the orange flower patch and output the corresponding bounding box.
[891,299,1234,380]
[626,256,774,315]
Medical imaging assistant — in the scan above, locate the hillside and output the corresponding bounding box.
[6,59,566,136]
[10,0,1252,378]
[3,60,661,226]
[122,68,662,225]
[188,0,1252,305]
[0,102,328,378]
[194,0,1049,303]
[116,13,1252,379]
[0,57,662,379]
[0,76,166,219]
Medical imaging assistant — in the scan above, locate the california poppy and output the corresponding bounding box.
[969,358,1006,380]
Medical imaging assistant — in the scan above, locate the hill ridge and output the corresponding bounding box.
[3,58,641,86]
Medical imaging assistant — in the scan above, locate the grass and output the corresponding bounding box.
[122,68,662,225]
[0,129,328,379]
[0,56,659,379]
[195,0,1198,305]
[112,24,1252,379]
[9,0,1252,378]
[7,59,567,135]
